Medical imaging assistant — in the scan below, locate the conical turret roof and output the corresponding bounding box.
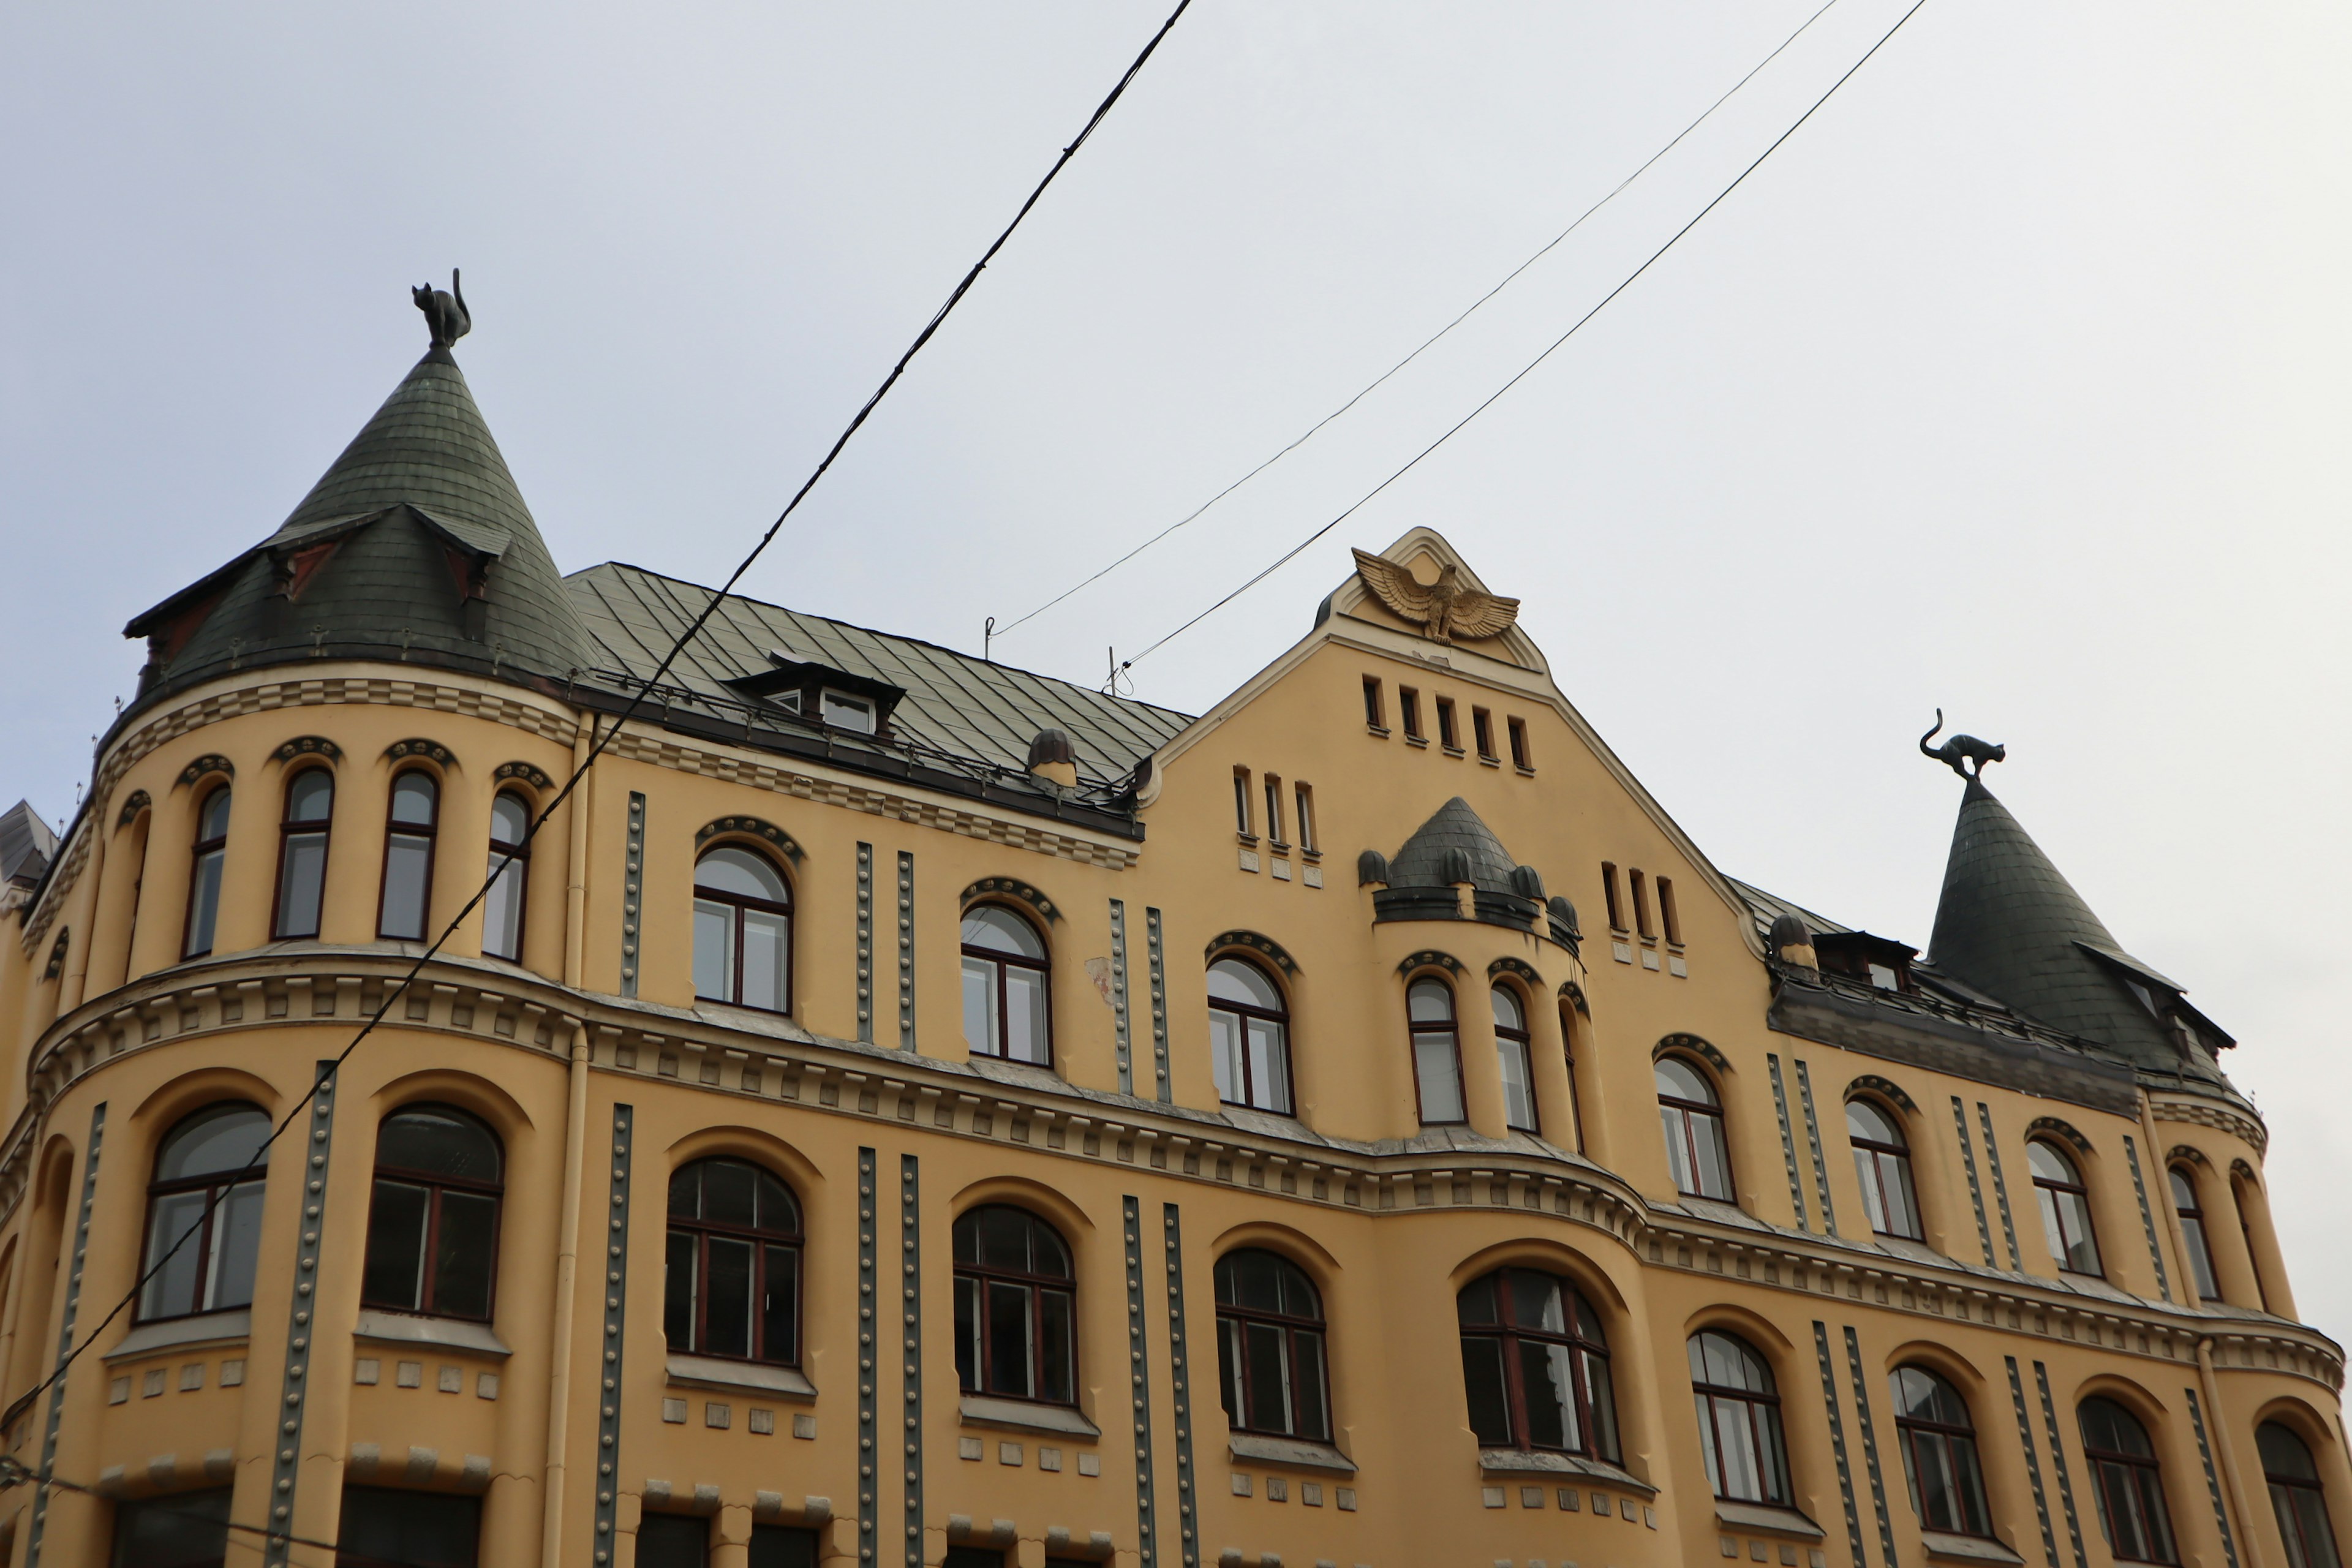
[1389,797,1521,891]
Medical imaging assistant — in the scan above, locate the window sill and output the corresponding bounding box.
[1366,726,1390,738]
[353,1309,511,1359]
[959,1395,1099,1439]
[1230,1434,1355,1474]
[1477,1450,1653,1494]
[1404,736,1428,749]
[105,1309,251,1363]
[666,1352,815,1401]
[1514,766,1536,778]
[1921,1532,2024,1565]
[1441,746,1466,759]
[1476,755,1501,768]
[1713,1502,1825,1540]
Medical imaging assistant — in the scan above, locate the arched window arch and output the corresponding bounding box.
[961,905,1050,1065]
[665,1157,802,1365]
[1408,977,1466,1126]
[1207,957,1292,1114]
[1214,1250,1329,1442]
[693,846,792,1013]
[184,785,233,959]
[952,1205,1074,1405]
[271,767,335,940]
[2029,1139,2102,1276]
[1656,1056,1732,1200]
[377,771,440,941]
[139,1103,269,1322]
[1689,1330,1790,1505]
[1848,1099,1922,1240]
[2079,1396,2176,1563]
[1890,1366,1992,1537]
[1458,1267,1619,1461]
[481,790,532,962]
[2258,1421,2342,1568]
[361,1105,503,1322]
[1491,983,1537,1133]
[2168,1166,2222,1303]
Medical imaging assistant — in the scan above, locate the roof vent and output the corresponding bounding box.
[1026,728,1077,788]
[1769,912,1818,969]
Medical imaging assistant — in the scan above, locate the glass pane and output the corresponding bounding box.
[693,901,733,1001]
[337,1487,481,1568]
[1847,1099,1899,1145]
[490,791,530,845]
[2059,1191,2102,1273]
[158,1104,270,1180]
[954,1275,981,1391]
[1460,1336,1512,1446]
[186,846,225,954]
[669,1165,701,1219]
[1709,1395,1765,1501]
[741,908,789,1012]
[705,1237,755,1359]
[1913,1428,1958,1531]
[1499,1037,1536,1130]
[2135,1464,2176,1561]
[2183,1215,2221,1300]
[1028,1223,1071,1278]
[198,787,233,839]
[1407,979,1453,1022]
[1491,984,1525,1033]
[285,770,334,823]
[1508,1272,1566,1333]
[379,1108,501,1182]
[1661,1106,1696,1193]
[1208,1009,1242,1102]
[665,1231,696,1351]
[976,1207,1034,1272]
[1581,1349,1622,1461]
[1950,1431,1993,1537]
[756,1170,799,1232]
[748,1526,818,1568]
[962,905,1042,957]
[391,772,439,826]
[482,853,524,960]
[962,957,997,1054]
[1292,1330,1330,1441]
[276,831,328,937]
[1655,1057,1714,1105]
[111,1488,233,1568]
[1456,1275,1501,1325]
[2291,1488,2340,1568]
[1216,1316,1248,1427]
[2260,1423,2321,1482]
[211,1180,265,1311]
[701,1161,758,1226]
[1691,1112,1732,1200]
[2168,1167,2199,1214]
[381,835,432,940]
[696,847,785,901]
[763,1245,798,1364]
[1005,965,1049,1063]
[1208,959,1280,1009]
[362,1179,431,1310]
[1247,1017,1290,1114]
[1884,1150,1923,1239]
[1039,1287,1074,1403]
[1224,1252,1282,1313]
[432,1190,498,1319]
[1414,1035,1463,1123]
[987,1281,1033,1396]
[141,1191,208,1318]
[1518,1340,1577,1450]
[636,1514,710,1568]
[1246,1321,1292,1433]
[2028,1140,2077,1185]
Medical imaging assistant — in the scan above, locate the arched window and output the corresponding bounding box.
[693,847,792,1013]
[184,785,232,959]
[1408,978,1466,1126]
[2079,1397,2176,1564]
[1492,984,1537,1133]
[952,1206,1074,1404]
[1890,1366,1992,1537]
[2029,1139,2102,1275]
[361,1106,503,1322]
[1214,1250,1330,1442]
[1458,1268,1619,1461]
[2231,1170,2277,1313]
[481,791,530,962]
[139,1103,269,1322]
[1207,957,1292,1114]
[1689,1330,1790,1505]
[1657,1057,1732,1200]
[2168,1166,2222,1302]
[1848,1099,1922,1240]
[960,905,1050,1065]
[271,767,334,940]
[665,1157,802,1365]
[2258,1422,2342,1568]
[378,771,439,941]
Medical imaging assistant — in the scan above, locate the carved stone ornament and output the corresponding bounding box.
[274,736,342,765]
[1486,955,1542,989]
[494,760,554,791]
[695,816,802,864]
[1654,1032,1732,1077]
[385,739,458,768]
[176,755,235,789]
[962,876,1058,925]
[1845,1072,1918,1115]
[1351,549,1520,644]
[42,929,67,982]
[1559,978,1589,1016]
[2025,1115,2091,1154]
[1394,949,1464,979]
[1205,930,1298,977]
[116,790,151,829]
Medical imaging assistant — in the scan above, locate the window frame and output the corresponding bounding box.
[184,783,232,959]
[2079,1396,2178,1564]
[1292,783,1317,854]
[1362,676,1385,731]
[663,1156,804,1367]
[960,902,1053,1067]
[692,845,794,1014]
[1628,869,1656,941]
[1457,1267,1619,1461]
[1262,774,1285,846]
[952,1205,1077,1407]
[1848,1098,1924,1242]
[2030,1139,2104,1276]
[2258,1420,2342,1568]
[1656,1055,1734,1201]
[270,765,336,941]
[1507,716,1532,771]
[1213,1249,1332,1442]
[1689,1329,1792,1506]
[1890,1365,1994,1538]
[1232,767,1253,837]
[1399,687,1423,741]
[1406,975,1468,1127]
[1600,861,1625,933]
[1436,696,1460,751]
[2168,1165,2222,1303]
[1206,956,1293,1115]
[376,768,440,942]
[1471,706,1496,761]
[481,788,533,962]
[360,1103,505,1324]
[1491,982,1539,1134]
[137,1102,270,1325]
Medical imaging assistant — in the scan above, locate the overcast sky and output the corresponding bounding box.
[6,2,2348,1344]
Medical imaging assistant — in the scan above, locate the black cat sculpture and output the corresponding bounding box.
[1920,710,2005,780]
[412,270,470,349]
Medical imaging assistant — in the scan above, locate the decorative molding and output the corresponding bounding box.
[494,760,555,791]
[900,1155,924,1568]
[1795,1060,1837,1237]
[2166,1145,2210,1170]
[1124,1196,1160,1568]
[2025,1116,2091,1155]
[897,855,917,1050]
[264,1064,337,1565]
[2003,1356,2064,1568]
[1110,901,1133,1096]
[963,876,1057,924]
[855,845,875,1044]
[1206,930,1297,977]
[857,1150,878,1567]
[115,790,151,829]
[1844,1073,1918,1115]
[592,1107,636,1564]
[1953,1097,1997,1270]
[1845,1324,1899,1567]
[1559,979,1588,1017]
[176,755,235,790]
[2124,1136,2173,1304]
[1146,908,1169,1101]
[2033,1360,2091,1568]
[621,794,646,998]
[1395,950,1464,979]
[1769,1057,1810,1233]
[272,735,342,765]
[1655,1033,1732,1077]
[23,1106,105,1566]
[1811,1321,1867,1568]
[1162,1204,1200,1568]
[1979,1104,2025,1272]
[2149,1097,2267,1156]
[696,815,801,864]
[2183,1384,2242,1568]
[383,738,457,767]
[1485,955,1541,989]
[42,930,68,982]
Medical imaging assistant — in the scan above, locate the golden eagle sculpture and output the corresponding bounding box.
[1350,549,1520,644]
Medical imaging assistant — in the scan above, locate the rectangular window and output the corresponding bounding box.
[1630,870,1656,941]
[1600,863,1625,932]
[750,1526,821,1568]
[1507,717,1531,770]
[1232,769,1253,837]
[337,1487,483,1568]
[1436,698,1460,751]
[112,1488,232,1568]
[820,690,876,733]
[1400,688,1423,741]
[1472,707,1496,760]
[1293,784,1317,853]
[1362,676,1386,731]
[638,1513,712,1568]
[1659,876,1683,946]
[1264,775,1285,845]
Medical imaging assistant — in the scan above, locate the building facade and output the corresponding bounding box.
[0,303,2341,1568]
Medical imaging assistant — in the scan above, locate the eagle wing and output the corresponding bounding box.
[1351,549,1438,624]
[1444,590,1521,642]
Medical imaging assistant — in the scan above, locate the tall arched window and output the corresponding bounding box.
[361,1106,503,1322]
[1458,1268,1619,1460]
[1657,1057,1732,1200]
[271,767,334,940]
[1690,1330,1790,1504]
[961,905,1050,1065]
[1214,1250,1330,1442]
[1207,957,1292,1114]
[1849,1099,1922,1240]
[378,771,439,941]
[2030,1139,2102,1275]
[1408,978,1466,1126]
[1492,984,1537,1133]
[693,846,792,1013]
[184,785,232,959]
[2079,1397,2176,1564]
[2258,1422,2342,1568]
[1890,1366,1992,1537]
[952,1206,1074,1405]
[139,1103,269,1322]
[665,1157,802,1365]
[2168,1166,2222,1302]
[481,791,530,962]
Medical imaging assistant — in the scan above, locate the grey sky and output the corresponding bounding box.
[6,3,2348,1342]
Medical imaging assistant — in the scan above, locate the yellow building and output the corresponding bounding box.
[0,296,2340,1568]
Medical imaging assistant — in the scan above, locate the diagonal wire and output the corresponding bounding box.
[989,0,1844,643]
[6,0,1192,1426]
[1117,0,1931,676]
[0,1458,345,1557]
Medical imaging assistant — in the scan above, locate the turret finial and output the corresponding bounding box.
[1920,708,2005,780]
[412,270,471,349]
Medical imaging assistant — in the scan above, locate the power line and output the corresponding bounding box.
[8,0,1192,1430]
[987,0,1845,647]
[0,1457,345,1558]
[1116,0,1932,677]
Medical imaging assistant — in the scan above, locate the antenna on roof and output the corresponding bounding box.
[983,616,996,664]
[1102,647,1133,698]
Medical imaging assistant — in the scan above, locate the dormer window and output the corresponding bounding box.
[723,654,905,739]
[1812,931,1917,994]
[821,689,875,733]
